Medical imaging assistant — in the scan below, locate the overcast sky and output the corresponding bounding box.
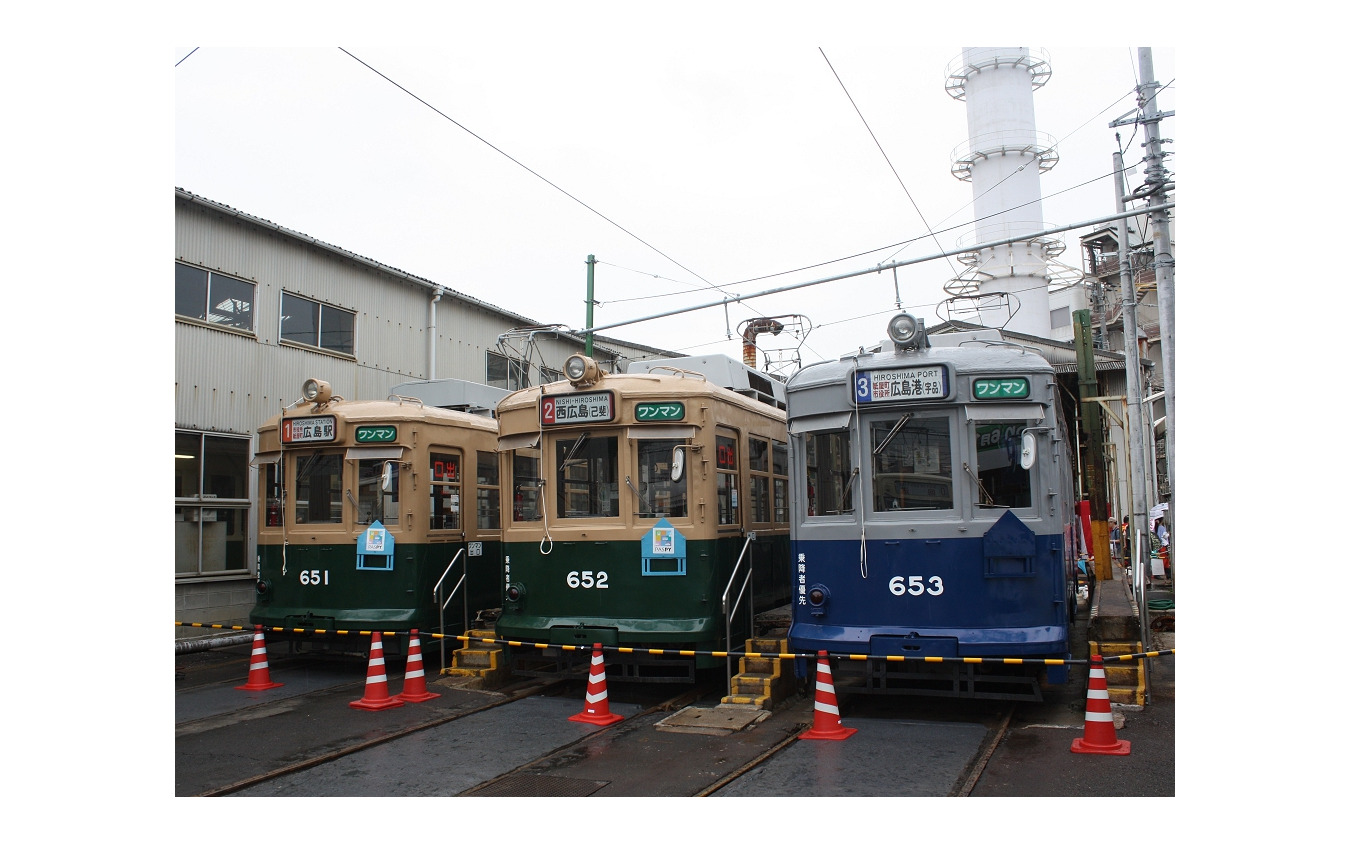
[174,35,1174,371]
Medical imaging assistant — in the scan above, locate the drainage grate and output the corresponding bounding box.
[467,774,609,797]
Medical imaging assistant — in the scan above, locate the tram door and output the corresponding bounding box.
[428,447,470,634]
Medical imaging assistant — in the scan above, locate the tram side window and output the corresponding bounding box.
[716,432,740,526]
[356,458,399,525]
[805,430,852,516]
[773,440,788,523]
[511,449,542,521]
[556,434,619,518]
[430,451,462,530]
[870,416,954,512]
[295,451,343,524]
[748,437,770,523]
[635,439,688,518]
[477,450,501,530]
[263,462,283,527]
[974,423,1032,509]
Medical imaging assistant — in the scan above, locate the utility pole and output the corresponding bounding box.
[1137,48,1176,514]
[585,254,596,357]
[1112,150,1151,571]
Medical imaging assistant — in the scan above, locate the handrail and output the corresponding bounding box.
[433,547,467,673]
[720,531,756,696]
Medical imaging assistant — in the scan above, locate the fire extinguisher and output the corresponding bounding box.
[267,498,280,527]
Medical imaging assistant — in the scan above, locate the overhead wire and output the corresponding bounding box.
[175,47,199,68]
[337,48,774,330]
[818,48,960,280]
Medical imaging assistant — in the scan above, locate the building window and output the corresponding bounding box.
[175,430,251,577]
[539,367,563,384]
[175,262,255,332]
[1050,307,1071,330]
[281,292,355,355]
[486,351,528,390]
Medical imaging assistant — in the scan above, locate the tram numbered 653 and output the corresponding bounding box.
[785,315,1079,700]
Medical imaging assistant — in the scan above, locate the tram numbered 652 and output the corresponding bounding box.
[494,354,792,681]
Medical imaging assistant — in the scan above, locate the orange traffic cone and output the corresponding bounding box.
[568,642,623,726]
[1071,654,1130,755]
[235,625,283,691]
[800,650,857,740]
[396,629,441,703]
[350,630,405,711]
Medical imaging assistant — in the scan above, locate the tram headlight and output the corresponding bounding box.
[255,579,272,602]
[886,313,927,351]
[563,354,600,386]
[807,584,829,618]
[505,582,526,606]
[301,378,332,404]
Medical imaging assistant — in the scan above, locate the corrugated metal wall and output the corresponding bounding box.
[175,196,672,437]
[174,191,680,629]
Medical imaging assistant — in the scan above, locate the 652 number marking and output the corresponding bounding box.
[566,570,608,589]
[889,575,944,596]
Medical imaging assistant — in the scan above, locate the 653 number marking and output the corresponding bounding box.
[889,575,944,596]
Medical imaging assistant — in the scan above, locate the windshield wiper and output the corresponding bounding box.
[559,432,589,471]
[873,414,912,455]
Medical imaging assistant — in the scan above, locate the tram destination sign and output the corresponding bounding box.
[281,415,337,443]
[541,391,615,425]
[856,366,949,403]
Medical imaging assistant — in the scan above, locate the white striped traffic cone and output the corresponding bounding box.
[235,625,283,691]
[350,630,405,711]
[568,642,623,726]
[800,650,856,740]
[1071,653,1130,755]
[396,628,440,703]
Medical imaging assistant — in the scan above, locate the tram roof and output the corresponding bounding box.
[258,397,500,434]
[787,341,1054,394]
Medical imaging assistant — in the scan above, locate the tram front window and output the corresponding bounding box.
[295,451,343,524]
[805,430,852,516]
[430,452,462,531]
[556,434,619,518]
[511,450,542,521]
[974,422,1033,509]
[357,458,399,525]
[635,439,688,518]
[870,415,954,512]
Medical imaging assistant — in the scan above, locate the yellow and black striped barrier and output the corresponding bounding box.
[176,621,1174,665]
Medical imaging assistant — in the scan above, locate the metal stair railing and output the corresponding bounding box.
[721,531,756,696]
[433,547,468,673]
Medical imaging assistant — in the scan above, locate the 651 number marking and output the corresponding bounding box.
[889,575,944,596]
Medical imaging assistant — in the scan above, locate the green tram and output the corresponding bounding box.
[495,354,792,681]
[251,378,506,658]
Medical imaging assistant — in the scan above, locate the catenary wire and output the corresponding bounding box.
[337,48,774,331]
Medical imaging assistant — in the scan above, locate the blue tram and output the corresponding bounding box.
[785,315,1078,700]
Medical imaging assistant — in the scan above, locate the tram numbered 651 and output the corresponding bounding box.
[250,378,505,658]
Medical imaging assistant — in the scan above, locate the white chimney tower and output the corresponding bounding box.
[944,48,1059,336]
